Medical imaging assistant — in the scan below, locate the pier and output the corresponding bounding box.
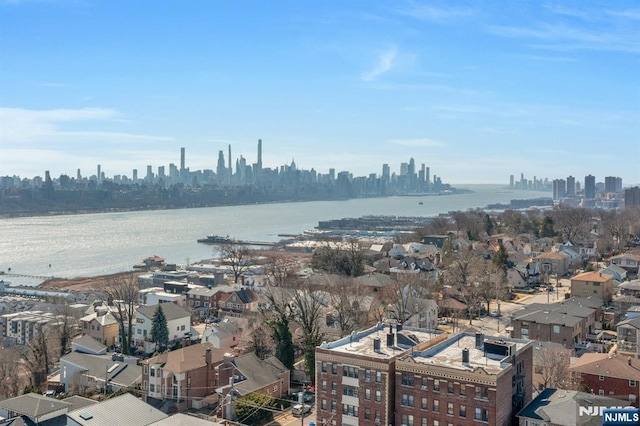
[1,272,59,281]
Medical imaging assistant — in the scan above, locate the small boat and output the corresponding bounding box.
[418,201,424,205]
[197,234,235,244]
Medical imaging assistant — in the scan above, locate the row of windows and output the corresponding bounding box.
[320,381,384,401]
[400,374,489,399]
[400,395,470,418]
[319,362,384,382]
[400,407,488,426]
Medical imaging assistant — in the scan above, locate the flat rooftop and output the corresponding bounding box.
[407,333,531,375]
[319,323,443,359]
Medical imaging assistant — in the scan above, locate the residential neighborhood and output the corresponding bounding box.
[1,203,640,426]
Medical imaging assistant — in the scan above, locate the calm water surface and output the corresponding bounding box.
[0,185,549,286]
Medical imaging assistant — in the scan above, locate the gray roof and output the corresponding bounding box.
[72,335,107,354]
[517,388,630,425]
[617,316,640,329]
[60,396,97,412]
[0,393,71,419]
[619,279,640,290]
[67,393,167,426]
[512,297,599,327]
[61,352,141,388]
[231,354,288,396]
[137,302,190,322]
[149,413,223,425]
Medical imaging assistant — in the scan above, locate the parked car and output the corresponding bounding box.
[489,310,502,318]
[437,318,448,325]
[292,404,312,416]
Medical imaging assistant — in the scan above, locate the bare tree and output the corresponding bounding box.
[442,247,483,325]
[220,242,252,283]
[0,347,22,397]
[55,301,80,358]
[21,327,55,390]
[329,277,366,336]
[535,345,572,390]
[552,206,592,243]
[105,273,139,355]
[290,279,326,381]
[263,253,298,287]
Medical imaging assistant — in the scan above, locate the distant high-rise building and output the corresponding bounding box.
[158,166,165,181]
[605,176,622,193]
[382,164,390,181]
[552,179,566,201]
[625,187,640,209]
[257,139,262,170]
[132,169,138,182]
[426,167,430,189]
[97,164,101,182]
[576,181,581,194]
[509,174,514,187]
[216,150,226,179]
[146,165,153,182]
[566,176,576,196]
[77,169,82,180]
[584,175,596,199]
[400,162,408,176]
[329,168,335,182]
[180,147,185,171]
[228,145,232,182]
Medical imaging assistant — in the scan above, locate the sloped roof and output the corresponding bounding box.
[144,342,226,374]
[616,316,640,330]
[149,413,223,425]
[80,311,118,327]
[137,302,190,322]
[0,393,71,419]
[517,388,629,425]
[231,354,288,396]
[537,252,569,260]
[67,393,167,426]
[571,271,613,283]
[61,395,97,412]
[72,335,107,354]
[61,352,141,388]
[570,352,640,380]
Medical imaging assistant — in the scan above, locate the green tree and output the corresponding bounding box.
[233,393,278,424]
[150,305,169,353]
[539,215,556,238]
[484,214,494,236]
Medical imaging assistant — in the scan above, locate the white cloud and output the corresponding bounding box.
[398,3,475,22]
[0,107,173,145]
[360,46,398,82]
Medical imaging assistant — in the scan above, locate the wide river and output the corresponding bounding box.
[0,185,549,286]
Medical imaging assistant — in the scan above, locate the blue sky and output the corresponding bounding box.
[1,0,639,185]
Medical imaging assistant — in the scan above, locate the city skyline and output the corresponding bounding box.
[1,1,639,184]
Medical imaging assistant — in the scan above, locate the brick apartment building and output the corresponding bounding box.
[570,271,614,304]
[394,333,533,426]
[510,297,601,349]
[315,323,446,426]
[570,352,640,407]
[315,323,533,426]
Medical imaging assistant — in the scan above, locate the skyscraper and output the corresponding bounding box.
[566,176,576,197]
[584,175,596,199]
[180,147,185,172]
[257,139,262,170]
[552,179,566,201]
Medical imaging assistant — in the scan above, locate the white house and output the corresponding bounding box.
[134,303,192,353]
[201,318,242,349]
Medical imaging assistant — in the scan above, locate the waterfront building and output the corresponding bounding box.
[584,174,596,199]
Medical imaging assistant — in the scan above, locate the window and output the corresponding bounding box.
[475,386,488,399]
[599,389,605,396]
[150,367,155,377]
[459,405,466,418]
[149,383,155,392]
[447,402,453,415]
[321,380,327,392]
[474,408,488,422]
[342,404,358,417]
[364,408,371,420]
[365,369,371,382]
[331,400,337,413]
[421,397,427,410]
[433,379,440,392]
[553,325,560,334]
[460,384,466,396]
[433,399,439,413]
[630,379,636,387]
[433,421,439,426]
[376,371,382,383]
[365,389,371,400]
[143,380,148,390]
[143,365,148,375]
[343,385,358,397]
[402,372,414,386]
[599,375,605,381]
[331,382,337,395]
[421,419,427,426]
[374,410,381,424]
[421,378,428,390]
[332,363,338,375]
[321,362,327,373]
[375,390,381,402]
[447,381,454,394]
[401,394,414,407]
[401,414,414,426]
[343,365,359,378]
[321,399,327,410]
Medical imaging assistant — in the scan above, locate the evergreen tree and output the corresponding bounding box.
[270,318,295,370]
[150,305,169,353]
